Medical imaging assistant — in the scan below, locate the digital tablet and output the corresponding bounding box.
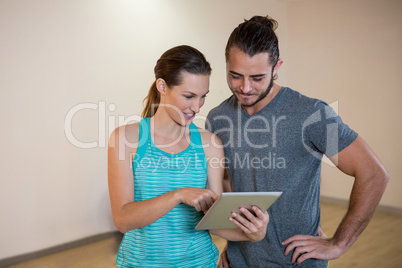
[195,192,282,230]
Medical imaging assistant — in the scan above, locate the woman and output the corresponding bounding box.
[108,45,269,267]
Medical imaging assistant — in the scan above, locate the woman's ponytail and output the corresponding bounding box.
[142,81,160,118]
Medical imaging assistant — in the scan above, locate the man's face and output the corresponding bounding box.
[226,47,277,109]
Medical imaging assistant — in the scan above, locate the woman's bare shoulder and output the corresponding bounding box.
[198,127,223,158]
[109,122,141,149]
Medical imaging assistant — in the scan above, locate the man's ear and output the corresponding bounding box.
[273,59,283,77]
[156,78,167,95]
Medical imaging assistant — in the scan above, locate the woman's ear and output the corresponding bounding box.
[156,78,167,95]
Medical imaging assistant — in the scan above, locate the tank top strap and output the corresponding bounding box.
[188,123,201,146]
[133,117,150,170]
[189,123,207,174]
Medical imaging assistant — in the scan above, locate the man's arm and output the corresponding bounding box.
[223,168,231,192]
[282,136,389,264]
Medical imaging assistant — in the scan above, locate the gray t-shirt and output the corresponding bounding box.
[206,87,358,268]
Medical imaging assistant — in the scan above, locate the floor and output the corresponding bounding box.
[6,201,402,268]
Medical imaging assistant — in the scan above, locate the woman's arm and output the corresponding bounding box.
[108,124,218,233]
[200,129,269,242]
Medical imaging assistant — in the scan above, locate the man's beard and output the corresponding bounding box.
[237,71,274,108]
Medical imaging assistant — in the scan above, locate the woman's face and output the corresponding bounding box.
[162,72,210,126]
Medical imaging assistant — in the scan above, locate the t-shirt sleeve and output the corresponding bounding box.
[303,102,358,157]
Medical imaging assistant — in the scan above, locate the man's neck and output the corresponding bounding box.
[242,83,282,115]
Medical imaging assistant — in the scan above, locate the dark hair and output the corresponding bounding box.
[225,15,280,67]
[142,45,211,118]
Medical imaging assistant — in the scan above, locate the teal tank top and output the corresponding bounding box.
[116,117,219,267]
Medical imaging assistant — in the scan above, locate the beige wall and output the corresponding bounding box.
[285,0,402,208]
[0,0,287,259]
[0,0,400,260]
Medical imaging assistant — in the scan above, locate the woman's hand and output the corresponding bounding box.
[175,187,218,212]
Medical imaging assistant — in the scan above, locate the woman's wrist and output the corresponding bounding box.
[171,188,183,205]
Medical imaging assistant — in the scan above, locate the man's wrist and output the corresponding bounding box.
[330,236,348,256]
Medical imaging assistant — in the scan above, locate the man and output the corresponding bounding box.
[206,15,389,267]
